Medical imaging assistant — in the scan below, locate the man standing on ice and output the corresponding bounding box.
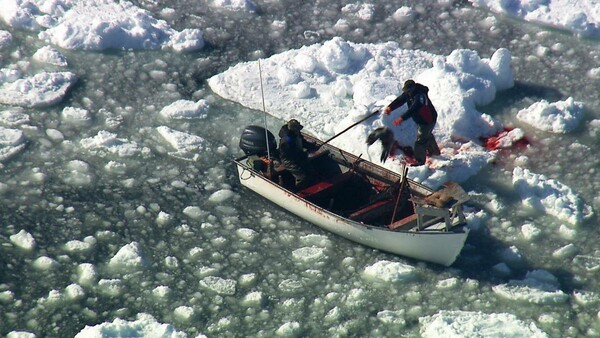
[383,79,441,166]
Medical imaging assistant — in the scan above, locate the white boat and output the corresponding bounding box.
[235,126,470,266]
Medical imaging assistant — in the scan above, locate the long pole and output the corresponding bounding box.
[320,110,379,147]
[258,60,274,176]
[258,59,270,160]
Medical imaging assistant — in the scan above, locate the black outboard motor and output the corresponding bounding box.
[239,125,278,157]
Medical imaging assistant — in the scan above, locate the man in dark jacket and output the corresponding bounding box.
[278,119,316,188]
[383,79,441,166]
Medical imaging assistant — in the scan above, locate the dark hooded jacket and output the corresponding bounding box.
[278,125,313,161]
[387,83,437,125]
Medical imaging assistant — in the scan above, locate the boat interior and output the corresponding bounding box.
[245,141,469,232]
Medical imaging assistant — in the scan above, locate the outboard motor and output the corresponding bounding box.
[239,125,278,157]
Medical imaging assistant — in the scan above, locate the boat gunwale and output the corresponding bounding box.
[234,156,468,236]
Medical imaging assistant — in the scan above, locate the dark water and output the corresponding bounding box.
[1,0,599,336]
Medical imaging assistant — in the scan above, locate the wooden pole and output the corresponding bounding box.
[319,110,379,147]
[389,164,409,226]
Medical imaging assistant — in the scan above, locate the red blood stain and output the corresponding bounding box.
[480,127,530,151]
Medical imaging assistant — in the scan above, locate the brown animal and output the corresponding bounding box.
[425,181,464,208]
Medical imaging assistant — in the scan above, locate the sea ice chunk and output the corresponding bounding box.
[516,97,584,133]
[199,276,237,295]
[363,260,416,282]
[10,229,36,250]
[492,270,569,305]
[0,72,77,107]
[420,310,549,337]
[74,313,187,337]
[108,242,145,271]
[512,167,593,225]
[159,99,209,119]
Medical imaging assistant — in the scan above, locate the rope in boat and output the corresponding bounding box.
[239,166,253,180]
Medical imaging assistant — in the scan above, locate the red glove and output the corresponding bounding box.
[393,117,403,126]
[384,106,391,115]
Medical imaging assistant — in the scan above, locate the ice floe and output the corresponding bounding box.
[0,0,205,52]
[512,167,593,225]
[108,242,146,271]
[492,270,569,305]
[9,229,36,250]
[156,126,206,161]
[469,0,600,37]
[208,37,513,187]
[362,260,416,283]
[0,71,77,107]
[160,99,210,120]
[517,97,584,134]
[0,126,26,162]
[74,313,188,337]
[199,276,237,295]
[32,46,68,67]
[80,130,147,157]
[420,310,549,337]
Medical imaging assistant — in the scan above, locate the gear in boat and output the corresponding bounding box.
[238,125,468,232]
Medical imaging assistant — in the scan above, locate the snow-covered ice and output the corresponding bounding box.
[108,242,146,271]
[0,0,205,52]
[160,99,210,120]
[9,229,36,250]
[362,260,416,282]
[32,46,68,67]
[492,270,569,305]
[470,0,600,37]
[0,72,77,107]
[420,310,549,337]
[512,166,593,225]
[208,37,513,187]
[74,313,188,338]
[517,97,584,134]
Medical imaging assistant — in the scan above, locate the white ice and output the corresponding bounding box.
[0,30,12,48]
[0,0,204,52]
[0,126,26,161]
[74,313,188,337]
[160,99,210,120]
[213,0,257,12]
[0,72,77,107]
[419,310,549,337]
[108,241,146,272]
[1,1,597,337]
[512,167,593,225]
[470,0,600,37]
[362,260,416,282]
[208,37,512,187]
[32,46,68,67]
[7,331,35,338]
[492,270,569,305]
[199,276,237,295]
[80,130,146,158]
[157,126,207,161]
[9,229,36,250]
[517,97,584,133]
[76,263,98,286]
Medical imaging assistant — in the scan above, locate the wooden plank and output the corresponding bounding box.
[349,199,392,219]
[388,213,417,230]
[297,171,353,199]
[297,181,334,198]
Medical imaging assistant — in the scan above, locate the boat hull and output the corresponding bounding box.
[236,162,469,266]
